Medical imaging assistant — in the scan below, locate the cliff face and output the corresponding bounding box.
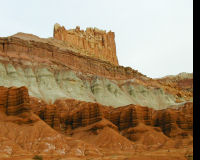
[0,86,30,116]
[53,23,119,65]
[29,98,193,151]
[0,87,101,157]
[153,102,193,137]
[30,98,193,139]
[0,32,193,109]
[0,25,193,159]
[0,33,142,80]
[0,87,193,155]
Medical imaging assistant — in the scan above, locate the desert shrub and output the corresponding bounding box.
[185,154,193,160]
[32,155,43,160]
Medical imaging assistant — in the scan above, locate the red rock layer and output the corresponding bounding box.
[156,76,193,101]
[30,98,193,141]
[0,87,102,157]
[53,24,119,65]
[34,99,108,132]
[177,79,193,91]
[0,34,144,80]
[152,102,193,138]
[0,86,30,115]
[108,105,153,130]
[0,87,193,158]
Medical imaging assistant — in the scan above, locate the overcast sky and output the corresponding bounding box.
[0,0,193,78]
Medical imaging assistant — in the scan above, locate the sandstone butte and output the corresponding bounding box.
[0,24,193,160]
[53,23,119,66]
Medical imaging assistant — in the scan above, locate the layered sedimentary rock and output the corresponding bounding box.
[0,32,144,79]
[53,23,119,65]
[0,32,193,109]
[108,105,153,130]
[31,99,107,131]
[30,98,193,142]
[0,55,187,109]
[0,86,30,115]
[32,99,153,134]
[0,25,193,159]
[157,72,193,101]
[0,87,193,159]
[152,102,193,137]
[0,87,101,158]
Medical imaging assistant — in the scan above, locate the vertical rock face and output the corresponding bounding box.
[153,102,193,138]
[108,105,153,130]
[0,86,30,115]
[53,23,119,65]
[31,98,192,142]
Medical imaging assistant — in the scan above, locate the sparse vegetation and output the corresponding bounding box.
[185,154,193,160]
[32,155,43,160]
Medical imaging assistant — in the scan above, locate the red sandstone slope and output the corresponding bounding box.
[0,86,193,159]
[156,73,193,101]
[0,87,101,159]
[30,98,193,150]
[69,119,136,150]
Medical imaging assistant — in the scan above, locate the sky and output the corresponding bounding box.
[0,0,193,78]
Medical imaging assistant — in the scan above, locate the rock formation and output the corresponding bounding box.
[54,23,119,65]
[0,31,193,109]
[0,87,193,159]
[30,98,193,146]
[0,86,30,116]
[0,87,101,158]
[152,102,193,138]
[0,32,143,81]
[0,25,193,159]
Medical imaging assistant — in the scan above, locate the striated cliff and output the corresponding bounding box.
[54,23,119,65]
[0,31,193,109]
[29,98,193,151]
[29,98,193,138]
[0,25,193,159]
[0,86,30,116]
[0,32,143,80]
[0,86,193,159]
[0,87,101,158]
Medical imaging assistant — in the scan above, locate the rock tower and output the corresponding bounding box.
[53,23,119,65]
